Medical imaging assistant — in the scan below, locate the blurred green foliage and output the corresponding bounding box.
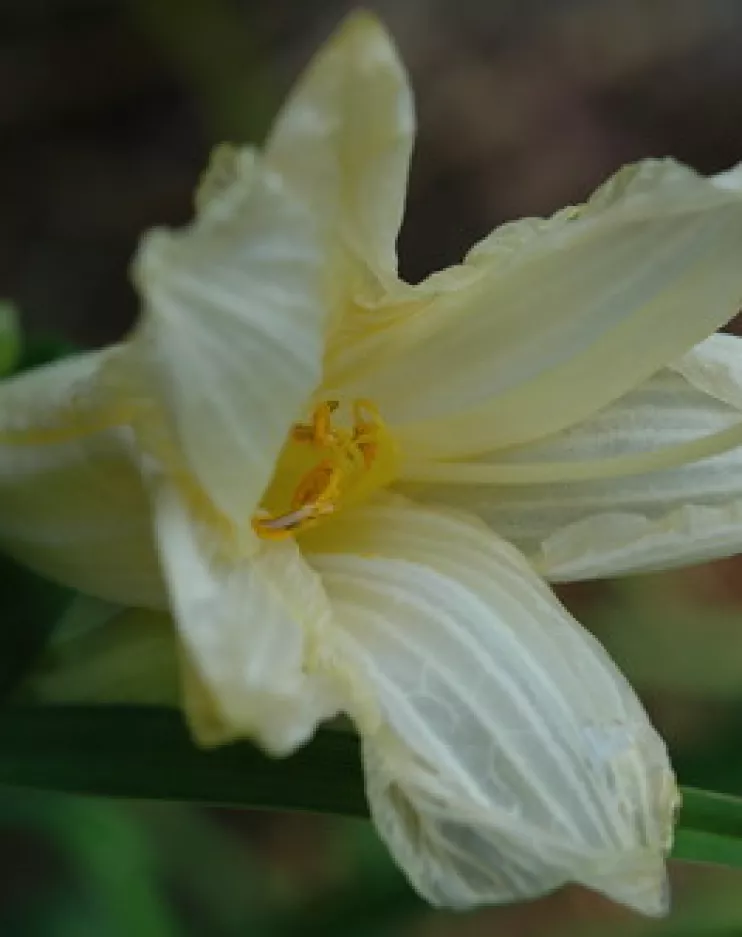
[3,787,742,937]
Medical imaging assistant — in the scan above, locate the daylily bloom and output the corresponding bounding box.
[3,9,742,917]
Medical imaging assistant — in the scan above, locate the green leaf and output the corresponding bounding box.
[0,301,20,376]
[674,788,742,868]
[673,829,742,870]
[0,706,367,816]
[0,555,72,700]
[3,705,742,880]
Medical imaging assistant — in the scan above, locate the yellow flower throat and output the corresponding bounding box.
[252,399,398,540]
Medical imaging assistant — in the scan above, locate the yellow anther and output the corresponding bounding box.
[291,459,343,511]
[352,399,383,467]
[291,400,339,447]
[253,399,387,541]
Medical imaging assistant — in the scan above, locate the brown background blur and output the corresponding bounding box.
[2,1,742,935]
[4,0,742,346]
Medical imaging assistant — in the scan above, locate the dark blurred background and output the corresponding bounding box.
[4,0,742,345]
[3,1,742,934]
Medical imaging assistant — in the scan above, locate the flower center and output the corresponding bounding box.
[252,399,398,541]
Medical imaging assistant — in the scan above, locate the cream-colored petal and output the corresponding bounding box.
[0,351,164,606]
[193,143,257,215]
[713,161,742,192]
[671,331,742,408]
[333,159,742,460]
[307,496,676,915]
[404,334,742,581]
[151,480,341,754]
[120,148,328,526]
[264,10,414,288]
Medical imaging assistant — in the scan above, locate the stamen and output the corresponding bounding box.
[252,502,335,541]
[253,399,386,540]
[352,399,383,467]
[291,400,339,447]
[291,460,343,510]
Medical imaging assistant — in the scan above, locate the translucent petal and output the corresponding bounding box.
[0,351,163,606]
[151,481,340,754]
[123,149,328,526]
[333,159,742,459]
[307,496,676,915]
[264,10,414,286]
[404,335,742,581]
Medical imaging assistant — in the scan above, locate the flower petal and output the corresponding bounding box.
[193,143,257,216]
[151,480,340,754]
[264,10,414,288]
[121,148,328,525]
[0,351,163,606]
[713,161,742,192]
[335,159,742,460]
[404,334,742,581]
[306,496,676,915]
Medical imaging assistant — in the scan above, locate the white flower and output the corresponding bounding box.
[2,9,742,917]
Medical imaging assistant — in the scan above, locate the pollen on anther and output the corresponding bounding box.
[252,398,386,541]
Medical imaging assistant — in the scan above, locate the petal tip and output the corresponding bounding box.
[587,855,671,919]
[336,8,391,40]
[326,8,406,77]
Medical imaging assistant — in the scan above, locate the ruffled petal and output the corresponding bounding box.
[119,148,328,526]
[0,351,164,606]
[333,159,742,460]
[264,10,414,288]
[403,334,742,581]
[151,480,341,754]
[306,496,676,915]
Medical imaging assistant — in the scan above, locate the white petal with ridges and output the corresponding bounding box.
[307,496,676,914]
[124,149,328,526]
[151,481,341,754]
[404,335,742,580]
[336,159,742,460]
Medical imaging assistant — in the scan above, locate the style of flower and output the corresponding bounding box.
[2,10,742,917]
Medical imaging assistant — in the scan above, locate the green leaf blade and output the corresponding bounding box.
[0,706,367,816]
[3,705,742,879]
